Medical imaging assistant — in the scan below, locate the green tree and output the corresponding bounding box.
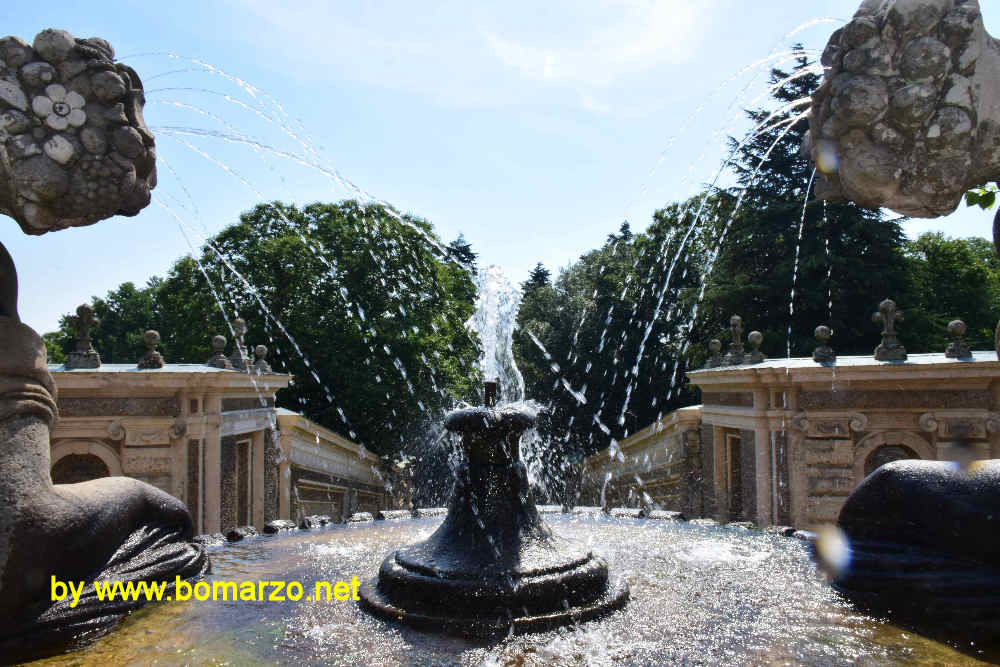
[49,281,158,364]
[514,193,722,473]
[701,52,913,357]
[903,232,1000,350]
[447,233,478,273]
[521,263,551,293]
[42,331,66,364]
[49,200,480,456]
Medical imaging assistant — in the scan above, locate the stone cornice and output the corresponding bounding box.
[613,405,701,454]
[276,411,380,464]
[50,366,291,394]
[688,353,1000,390]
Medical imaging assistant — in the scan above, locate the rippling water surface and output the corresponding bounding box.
[33,517,995,666]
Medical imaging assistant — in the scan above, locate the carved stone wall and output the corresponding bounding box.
[700,423,716,517]
[186,439,200,533]
[289,465,387,522]
[738,429,757,522]
[58,396,180,417]
[683,428,704,517]
[220,435,237,531]
[264,428,279,521]
[702,392,754,407]
[222,397,275,412]
[774,431,791,525]
[799,389,991,411]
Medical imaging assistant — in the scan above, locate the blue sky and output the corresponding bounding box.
[6,1,999,334]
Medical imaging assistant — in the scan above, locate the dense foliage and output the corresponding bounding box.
[513,54,1000,467]
[48,201,481,456]
[47,56,1000,472]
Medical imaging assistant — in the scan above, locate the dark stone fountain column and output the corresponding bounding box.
[359,384,628,636]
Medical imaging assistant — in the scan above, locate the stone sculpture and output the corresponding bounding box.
[64,302,100,369]
[253,344,271,372]
[0,30,206,662]
[229,318,248,370]
[809,2,1000,644]
[746,330,766,364]
[206,334,232,369]
[359,384,628,636]
[0,30,157,234]
[944,318,972,358]
[704,338,724,368]
[137,328,164,369]
[724,315,745,365]
[832,459,1000,639]
[872,298,906,361]
[812,324,836,363]
[804,0,999,220]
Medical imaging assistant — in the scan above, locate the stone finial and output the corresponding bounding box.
[813,325,836,363]
[945,319,972,359]
[725,315,745,365]
[207,334,232,369]
[253,344,271,372]
[65,303,100,369]
[704,339,723,368]
[137,329,165,369]
[873,299,906,361]
[229,318,249,370]
[746,331,766,364]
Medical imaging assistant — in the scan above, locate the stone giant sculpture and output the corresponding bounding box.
[0,30,206,661]
[804,0,999,219]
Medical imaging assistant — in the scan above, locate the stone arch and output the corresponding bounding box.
[52,454,110,484]
[853,431,934,482]
[50,439,123,480]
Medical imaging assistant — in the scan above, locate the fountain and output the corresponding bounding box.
[0,30,206,661]
[3,5,1000,665]
[358,381,628,636]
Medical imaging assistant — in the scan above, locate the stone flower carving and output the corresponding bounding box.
[31,84,86,131]
[0,29,157,235]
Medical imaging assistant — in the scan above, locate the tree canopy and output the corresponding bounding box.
[49,200,481,456]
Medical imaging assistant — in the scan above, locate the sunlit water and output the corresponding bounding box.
[33,517,993,666]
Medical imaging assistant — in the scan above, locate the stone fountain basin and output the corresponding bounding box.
[26,515,997,665]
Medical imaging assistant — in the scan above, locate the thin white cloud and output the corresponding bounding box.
[224,0,707,114]
[482,0,703,87]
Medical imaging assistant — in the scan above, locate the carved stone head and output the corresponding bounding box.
[0,29,156,234]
